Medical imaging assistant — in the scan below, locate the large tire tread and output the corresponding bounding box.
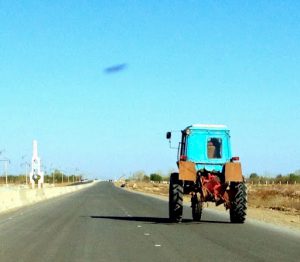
[230,182,247,223]
[169,173,183,223]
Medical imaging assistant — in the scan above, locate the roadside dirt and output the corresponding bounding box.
[116,181,300,231]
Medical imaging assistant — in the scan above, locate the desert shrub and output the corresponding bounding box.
[150,173,162,182]
[143,175,150,182]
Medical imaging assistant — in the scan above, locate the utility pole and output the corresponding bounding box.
[20,155,29,185]
[76,168,79,182]
[5,160,8,185]
[21,162,29,185]
[0,149,6,184]
[25,163,28,184]
[21,156,30,185]
[0,159,10,186]
[49,164,54,186]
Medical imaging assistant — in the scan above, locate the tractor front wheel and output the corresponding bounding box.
[169,173,183,223]
[192,194,202,221]
[230,182,247,223]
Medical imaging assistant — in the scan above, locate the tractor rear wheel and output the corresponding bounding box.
[230,182,247,223]
[169,173,183,223]
[192,195,202,221]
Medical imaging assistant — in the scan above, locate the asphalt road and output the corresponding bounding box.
[0,182,299,262]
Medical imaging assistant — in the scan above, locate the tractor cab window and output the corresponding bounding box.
[207,138,222,159]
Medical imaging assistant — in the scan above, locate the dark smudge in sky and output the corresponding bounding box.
[104,63,128,74]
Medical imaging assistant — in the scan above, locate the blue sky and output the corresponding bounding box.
[1,1,300,179]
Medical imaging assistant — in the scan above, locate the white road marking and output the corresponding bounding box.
[144,233,150,236]
[137,225,142,228]
[120,207,132,217]
[154,244,161,247]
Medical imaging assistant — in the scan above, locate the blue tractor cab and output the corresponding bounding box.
[179,124,232,173]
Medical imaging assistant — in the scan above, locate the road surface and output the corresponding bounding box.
[0,182,299,262]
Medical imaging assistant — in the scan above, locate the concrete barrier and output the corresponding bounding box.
[0,181,98,214]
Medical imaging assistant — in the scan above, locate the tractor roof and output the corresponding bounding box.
[185,124,229,131]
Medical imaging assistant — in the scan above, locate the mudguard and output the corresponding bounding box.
[179,161,196,182]
[224,162,243,182]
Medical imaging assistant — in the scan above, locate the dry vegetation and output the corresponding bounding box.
[248,184,300,214]
[118,181,169,196]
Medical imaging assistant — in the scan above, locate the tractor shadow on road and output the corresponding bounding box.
[89,216,230,225]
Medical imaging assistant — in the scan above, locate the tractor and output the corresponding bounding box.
[166,124,247,223]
